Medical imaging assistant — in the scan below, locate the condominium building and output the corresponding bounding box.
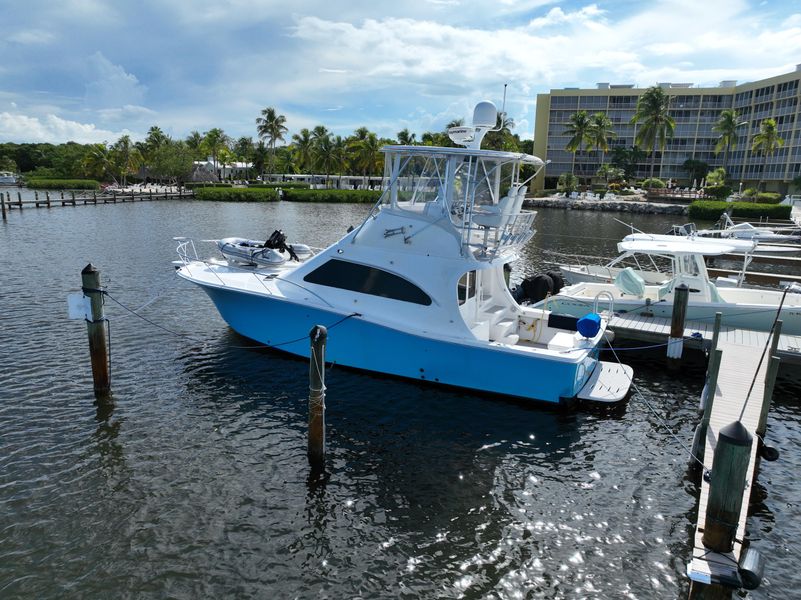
[532,66,801,191]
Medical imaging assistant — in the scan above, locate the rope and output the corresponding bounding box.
[737,287,789,422]
[101,288,360,351]
[607,344,710,475]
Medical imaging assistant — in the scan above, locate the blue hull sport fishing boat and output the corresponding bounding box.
[176,102,632,404]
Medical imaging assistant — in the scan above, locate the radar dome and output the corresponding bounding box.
[472,102,498,128]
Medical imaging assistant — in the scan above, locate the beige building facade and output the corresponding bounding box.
[533,66,801,192]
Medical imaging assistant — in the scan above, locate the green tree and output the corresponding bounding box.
[255,107,288,175]
[631,86,675,178]
[712,109,744,175]
[557,172,578,193]
[312,131,335,186]
[81,143,113,182]
[682,159,710,185]
[202,128,228,176]
[150,141,194,183]
[397,128,416,145]
[564,110,593,175]
[751,118,784,191]
[596,164,625,185]
[588,112,616,165]
[252,140,269,178]
[291,128,314,174]
[350,131,382,184]
[110,135,143,186]
[610,145,646,179]
[185,131,204,158]
[0,155,17,172]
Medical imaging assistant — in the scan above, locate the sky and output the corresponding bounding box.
[1,0,800,145]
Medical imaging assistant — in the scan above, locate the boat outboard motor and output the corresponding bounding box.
[518,273,554,303]
[264,229,301,261]
[546,270,565,294]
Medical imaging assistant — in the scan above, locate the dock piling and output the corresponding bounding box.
[308,325,327,473]
[702,421,753,553]
[667,283,689,365]
[80,264,111,397]
[17,191,22,209]
[691,347,723,466]
[1,191,6,220]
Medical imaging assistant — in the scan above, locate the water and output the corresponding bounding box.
[1,201,799,599]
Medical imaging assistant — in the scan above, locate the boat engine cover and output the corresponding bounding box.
[577,313,602,338]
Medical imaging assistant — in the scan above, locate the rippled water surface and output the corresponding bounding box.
[1,200,799,599]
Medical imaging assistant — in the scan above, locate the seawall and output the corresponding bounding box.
[524,197,689,215]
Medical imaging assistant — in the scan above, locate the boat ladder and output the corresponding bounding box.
[593,291,616,317]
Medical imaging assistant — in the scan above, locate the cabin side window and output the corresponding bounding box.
[457,271,477,305]
[303,259,432,306]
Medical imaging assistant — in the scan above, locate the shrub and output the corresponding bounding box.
[184,182,234,189]
[742,187,758,197]
[557,173,578,193]
[26,178,100,190]
[194,188,279,202]
[249,182,310,189]
[640,177,666,189]
[689,200,791,220]
[751,192,782,204]
[703,184,732,200]
[608,183,622,191]
[282,189,382,203]
[619,189,636,196]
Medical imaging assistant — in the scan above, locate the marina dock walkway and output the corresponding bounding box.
[608,313,801,364]
[607,313,783,592]
[686,336,768,587]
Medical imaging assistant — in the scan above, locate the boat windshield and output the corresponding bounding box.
[380,147,526,218]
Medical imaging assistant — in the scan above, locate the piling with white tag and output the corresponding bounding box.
[81,264,111,397]
[308,325,327,472]
[667,283,689,367]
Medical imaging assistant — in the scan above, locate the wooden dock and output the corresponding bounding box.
[607,312,784,594]
[686,335,769,590]
[1,188,193,216]
[608,313,801,364]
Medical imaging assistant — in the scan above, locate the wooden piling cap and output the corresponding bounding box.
[81,263,98,275]
[719,421,753,446]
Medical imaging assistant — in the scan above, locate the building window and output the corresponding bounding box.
[303,259,432,305]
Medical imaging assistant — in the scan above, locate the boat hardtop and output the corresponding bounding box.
[175,101,633,404]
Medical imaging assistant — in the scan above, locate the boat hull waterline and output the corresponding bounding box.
[192,280,612,404]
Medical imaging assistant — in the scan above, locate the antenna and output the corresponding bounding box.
[491,84,508,133]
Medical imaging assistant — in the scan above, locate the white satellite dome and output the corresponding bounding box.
[472,102,498,128]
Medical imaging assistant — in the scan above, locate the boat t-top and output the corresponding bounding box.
[539,235,801,335]
[175,101,632,404]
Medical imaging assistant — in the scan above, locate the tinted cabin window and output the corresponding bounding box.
[303,259,432,305]
[457,271,476,305]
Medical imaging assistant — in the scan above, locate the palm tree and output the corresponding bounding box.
[252,140,269,177]
[81,143,113,182]
[312,131,335,186]
[202,128,228,176]
[291,128,314,173]
[712,109,744,176]
[330,136,348,188]
[255,107,288,176]
[185,130,204,157]
[397,128,416,145]
[588,112,616,166]
[751,118,785,191]
[351,131,382,185]
[111,135,143,186]
[631,86,675,179]
[564,110,593,177]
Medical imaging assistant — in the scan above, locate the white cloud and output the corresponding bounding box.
[84,52,146,109]
[527,5,604,29]
[8,29,56,45]
[0,112,135,143]
[97,104,157,123]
